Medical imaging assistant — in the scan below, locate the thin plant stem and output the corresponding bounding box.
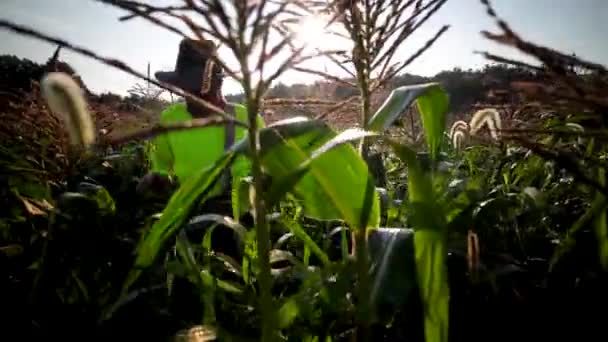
[354,228,371,342]
[241,65,275,342]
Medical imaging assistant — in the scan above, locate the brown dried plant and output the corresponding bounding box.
[473,0,608,197]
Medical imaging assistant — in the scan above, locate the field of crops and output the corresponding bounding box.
[2,1,608,341]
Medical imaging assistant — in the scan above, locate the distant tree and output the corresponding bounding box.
[96,92,123,104]
[0,55,44,93]
[242,61,547,117]
[127,62,165,100]
[433,68,485,112]
[289,84,311,99]
[128,82,165,100]
[391,73,429,87]
[334,83,358,99]
[266,82,290,98]
[225,93,245,103]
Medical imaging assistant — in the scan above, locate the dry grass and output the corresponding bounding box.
[0,77,154,182]
[0,82,70,180]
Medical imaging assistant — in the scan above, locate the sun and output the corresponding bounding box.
[293,15,334,52]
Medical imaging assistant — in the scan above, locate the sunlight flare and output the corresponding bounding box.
[291,15,338,53]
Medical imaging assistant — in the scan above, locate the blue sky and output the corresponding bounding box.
[1,0,607,96]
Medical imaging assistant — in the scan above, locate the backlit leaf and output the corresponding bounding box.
[235,118,381,230]
[389,140,449,342]
[368,83,449,160]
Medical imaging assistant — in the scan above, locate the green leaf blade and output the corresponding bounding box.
[125,152,236,291]
[244,119,381,230]
[415,85,449,160]
[415,230,449,342]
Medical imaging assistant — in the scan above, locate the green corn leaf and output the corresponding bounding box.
[307,128,378,160]
[124,152,236,292]
[367,83,441,132]
[551,173,608,271]
[265,167,310,208]
[415,230,449,342]
[187,213,249,246]
[232,117,331,157]
[200,269,244,294]
[367,228,417,318]
[242,230,257,285]
[416,85,449,160]
[388,141,434,206]
[235,118,381,230]
[175,232,217,324]
[280,218,330,267]
[368,83,448,160]
[277,297,300,329]
[594,167,608,270]
[297,128,379,229]
[232,176,253,221]
[389,140,449,342]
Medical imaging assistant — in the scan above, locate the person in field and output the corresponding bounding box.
[138,37,264,256]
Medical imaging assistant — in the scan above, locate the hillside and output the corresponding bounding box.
[0,51,548,180]
[232,64,541,130]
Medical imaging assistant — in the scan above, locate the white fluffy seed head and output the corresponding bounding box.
[452,130,467,151]
[469,108,502,140]
[41,72,95,148]
[449,120,469,138]
[449,120,469,150]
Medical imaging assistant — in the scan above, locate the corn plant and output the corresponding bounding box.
[286,2,451,339]
[90,1,390,340]
[369,84,451,342]
[5,3,452,341]
[12,1,608,341]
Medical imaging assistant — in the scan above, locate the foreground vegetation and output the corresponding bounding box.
[2,0,608,341]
